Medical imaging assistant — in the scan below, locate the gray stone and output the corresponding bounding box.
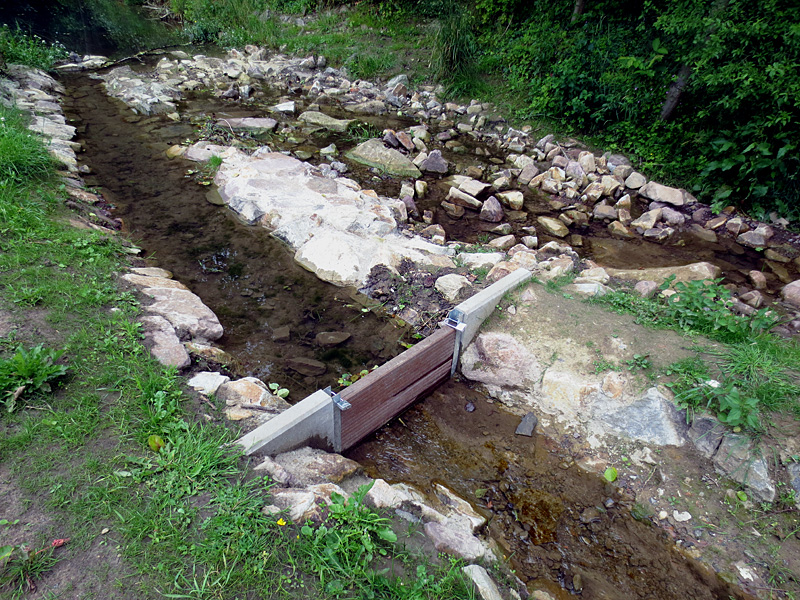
[286,357,327,376]
[660,206,686,226]
[459,179,492,198]
[737,225,774,248]
[596,387,686,446]
[315,331,351,347]
[462,565,503,600]
[592,204,617,221]
[517,164,540,185]
[496,190,524,210]
[630,208,662,230]
[274,447,361,486]
[217,117,277,132]
[187,371,230,395]
[447,187,482,210]
[515,412,539,437]
[347,139,421,177]
[687,415,726,459]
[435,274,472,302]
[343,100,386,115]
[639,181,685,206]
[537,216,569,238]
[713,434,776,502]
[788,464,800,507]
[461,332,542,389]
[297,110,354,132]
[141,287,223,342]
[781,280,800,309]
[424,522,485,561]
[140,315,191,369]
[419,149,449,174]
[606,262,721,285]
[479,196,504,222]
[488,234,516,250]
[634,280,659,299]
[459,252,505,270]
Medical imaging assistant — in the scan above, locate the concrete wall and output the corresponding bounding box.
[236,390,334,456]
[448,268,532,367]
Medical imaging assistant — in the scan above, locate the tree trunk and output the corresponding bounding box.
[571,0,585,23]
[659,63,692,121]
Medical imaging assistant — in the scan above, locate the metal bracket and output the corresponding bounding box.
[324,386,351,411]
[445,309,467,376]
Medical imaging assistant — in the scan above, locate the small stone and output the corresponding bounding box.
[441,201,465,219]
[673,510,692,522]
[435,274,472,302]
[608,221,634,238]
[537,216,569,238]
[488,235,516,250]
[515,413,538,437]
[634,281,658,299]
[479,196,504,222]
[419,149,449,174]
[286,357,327,376]
[272,325,290,342]
[315,331,351,347]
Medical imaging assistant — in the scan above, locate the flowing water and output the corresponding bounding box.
[59,62,766,600]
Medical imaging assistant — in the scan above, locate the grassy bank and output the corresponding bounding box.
[0,79,474,600]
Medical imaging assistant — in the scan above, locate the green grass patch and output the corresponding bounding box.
[0,25,68,71]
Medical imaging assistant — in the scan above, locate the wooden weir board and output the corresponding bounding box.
[339,326,456,450]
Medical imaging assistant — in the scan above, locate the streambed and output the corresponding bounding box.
[60,61,765,600]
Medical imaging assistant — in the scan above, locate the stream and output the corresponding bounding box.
[61,62,758,600]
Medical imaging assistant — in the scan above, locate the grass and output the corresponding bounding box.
[589,281,800,431]
[0,24,68,71]
[0,63,475,599]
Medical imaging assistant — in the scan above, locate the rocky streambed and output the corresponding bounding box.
[7,43,800,599]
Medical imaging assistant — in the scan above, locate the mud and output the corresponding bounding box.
[349,381,756,600]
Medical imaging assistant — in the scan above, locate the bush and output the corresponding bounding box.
[0,25,68,71]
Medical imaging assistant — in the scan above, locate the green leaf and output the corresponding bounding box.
[377,527,397,543]
[0,545,13,565]
[604,467,618,482]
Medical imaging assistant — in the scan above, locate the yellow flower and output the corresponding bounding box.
[277,518,287,526]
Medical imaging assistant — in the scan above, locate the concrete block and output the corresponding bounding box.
[235,390,334,456]
[450,268,532,350]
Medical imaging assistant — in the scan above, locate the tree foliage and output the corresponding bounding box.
[462,0,800,220]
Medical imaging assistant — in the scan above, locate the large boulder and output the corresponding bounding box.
[192,146,451,287]
[297,110,354,132]
[605,262,721,285]
[346,138,422,177]
[639,181,687,206]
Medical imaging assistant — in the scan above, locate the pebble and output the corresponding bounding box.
[673,510,692,522]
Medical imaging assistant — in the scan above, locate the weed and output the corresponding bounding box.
[626,354,652,371]
[0,344,68,414]
[0,106,56,185]
[344,121,383,144]
[0,539,66,597]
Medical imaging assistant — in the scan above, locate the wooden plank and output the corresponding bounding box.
[340,327,455,408]
[340,361,452,450]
